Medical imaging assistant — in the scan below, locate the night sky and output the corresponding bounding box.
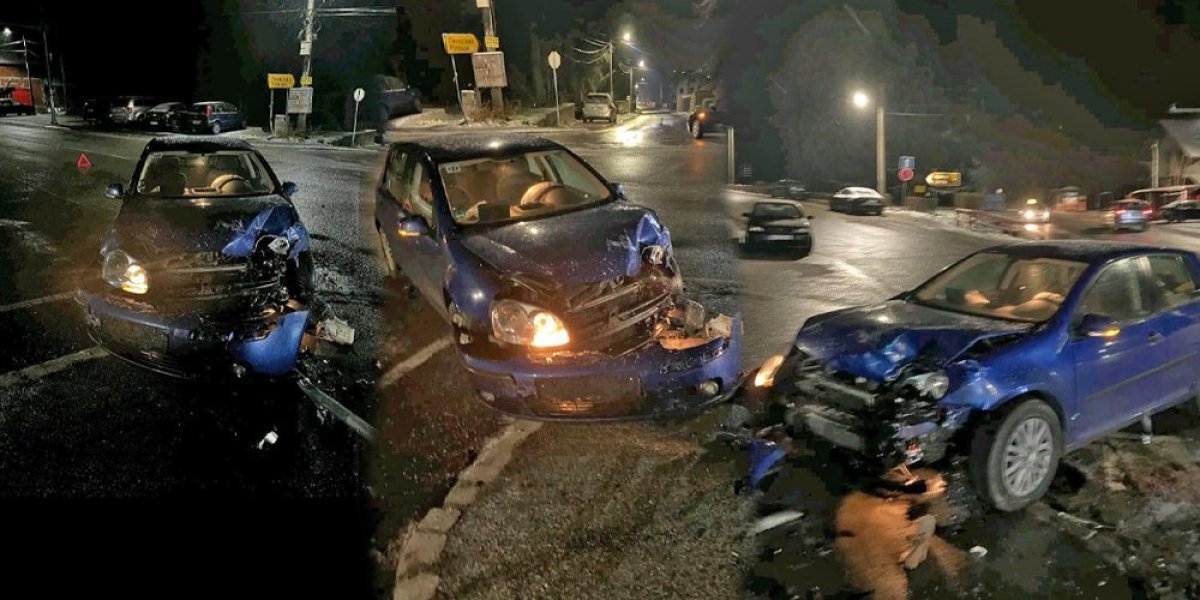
[2,0,1197,132]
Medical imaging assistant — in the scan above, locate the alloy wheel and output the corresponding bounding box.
[1002,416,1054,497]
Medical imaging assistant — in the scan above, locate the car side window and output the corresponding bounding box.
[386,151,410,200]
[407,163,436,227]
[1077,258,1147,324]
[1145,254,1198,312]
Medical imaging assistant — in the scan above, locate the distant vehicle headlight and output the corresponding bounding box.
[490,300,570,348]
[102,250,149,295]
[747,226,765,232]
[905,371,950,399]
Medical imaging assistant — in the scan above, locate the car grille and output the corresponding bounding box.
[98,314,169,353]
[766,226,801,235]
[152,252,286,313]
[558,272,674,354]
[531,373,643,418]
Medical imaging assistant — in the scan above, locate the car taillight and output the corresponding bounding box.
[1115,209,1125,215]
[1143,209,1153,216]
[205,105,212,118]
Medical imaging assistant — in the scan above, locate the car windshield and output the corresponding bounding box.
[135,150,275,198]
[586,94,609,103]
[1115,201,1148,210]
[752,203,802,219]
[440,149,612,226]
[913,252,1088,322]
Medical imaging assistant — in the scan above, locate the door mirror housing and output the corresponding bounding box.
[105,184,124,199]
[398,216,431,238]
[1077,313,1120,338]
[609,182,628,200]
[280,181,299,199]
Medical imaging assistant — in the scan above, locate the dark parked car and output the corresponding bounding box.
[830,186,885,215]
[687,101,720,138]
[82,97,113,125]
[172,101,246,134]
[143,102,189,131]
[743,201,813,256]
[1161,199,1200,223]
[77,137,313,379]
[109,96,159,126]
[0,98,34,116]
[1102,199,1150,232]
[374,135,743,420]
[741,241,1200,511]
[768,179,807,199]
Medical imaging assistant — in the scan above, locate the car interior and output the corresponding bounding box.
[137,151,271,197]
[440,152,608,224]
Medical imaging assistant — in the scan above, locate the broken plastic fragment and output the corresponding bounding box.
[318,317,356,346]
[706,314,734,338]
[969,545,988,559]
[255,430,279,450]
[750,510,805,535]
[900,514,936,569]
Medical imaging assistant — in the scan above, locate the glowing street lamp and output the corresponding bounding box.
[852,90,870,109]
[851,89,885,196]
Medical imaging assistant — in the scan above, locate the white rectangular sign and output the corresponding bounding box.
[287,87,313,114]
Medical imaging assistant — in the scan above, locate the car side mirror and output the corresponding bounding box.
[105,183,124,199]
[609,182,628,200]
[398,215,430,237]
[281,181,299,199]
[741,212,751,218]
[1077,313,1120,338]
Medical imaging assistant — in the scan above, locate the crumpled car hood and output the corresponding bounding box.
[106,194,301,258]
[458,202,671,285]
[796,300,1030,381]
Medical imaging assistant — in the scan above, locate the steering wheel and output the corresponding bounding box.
[519,182,565,209]
[211,174,251,191]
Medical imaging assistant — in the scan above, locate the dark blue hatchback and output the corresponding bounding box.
[374,135,742,420]
[747,240,1200,511]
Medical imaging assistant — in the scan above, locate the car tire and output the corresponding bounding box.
[211,122,221,135]
[376,225,397,276]
[691,121,703,139]
[970,398,1062,512]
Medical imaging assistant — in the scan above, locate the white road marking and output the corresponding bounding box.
[0,346,108,389]
[0,292,74,314]
[378,337,453,388]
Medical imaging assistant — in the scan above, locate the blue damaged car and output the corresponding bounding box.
[77,137,314,379]
[374,135,742,420]
[745,241,1200,511]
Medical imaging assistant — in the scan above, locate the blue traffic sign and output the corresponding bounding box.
[899,155,915,170]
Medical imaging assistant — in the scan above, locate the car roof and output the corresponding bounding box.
[983,240,1189,263]
[400,134,565,163]
[142,136,255,153]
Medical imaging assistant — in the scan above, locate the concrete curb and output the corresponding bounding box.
[391,418,543,600]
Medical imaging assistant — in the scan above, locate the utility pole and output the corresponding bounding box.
[608,42,613,100]
[297,0,315,136]
[1151,140,1160,188]
[629,65,634,112]
[39,13,57,125]
[21,36,35,112]
[876,103,886,197]
[480,0,504,115]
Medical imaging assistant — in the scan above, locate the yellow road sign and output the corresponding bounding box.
[485,35,500,50]
[267,73,295,89]
[300,75,312,86]
[925,171,962,187]
[442,33,480,55]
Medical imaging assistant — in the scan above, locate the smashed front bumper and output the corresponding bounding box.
[462,316,743,421]
[77,290,309,380]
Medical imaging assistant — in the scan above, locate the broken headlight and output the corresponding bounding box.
[490,300,570,348]
[904,371,950,400]
[102,250,149,295]
[643,244,667,265]
[754,354,785,388]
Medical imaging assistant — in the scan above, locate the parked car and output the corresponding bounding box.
[687,101,719,138]
[1160,198,1200,223]
[0,98,34,116]
[1103,199,1150,232]
[768,179,807,200]
[108,96,159,126]
[740,241,1200,511]
[581,93,616,123]
[172,101,246,134]
[143,102,189,131]
[373,134,743,420]
[77,138,313,379]
[356,75,422,130]
[1019,198,1051,223]
[830,187,885,215]
[743,201,813,256]
[82,97,113,125]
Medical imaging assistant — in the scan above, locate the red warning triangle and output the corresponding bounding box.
[76,153,92,169]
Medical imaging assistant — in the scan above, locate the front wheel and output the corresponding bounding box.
[211,122,221,135]
[970,398,1062,512]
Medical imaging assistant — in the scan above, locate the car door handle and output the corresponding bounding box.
[1148,332,1164,344]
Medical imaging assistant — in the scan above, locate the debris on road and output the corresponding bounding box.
[255,430,279,450]
[899,514,936,570]
[317,316,356,346]
[750,510,805,536]
[968,545,988,559]
[296,374,377,444]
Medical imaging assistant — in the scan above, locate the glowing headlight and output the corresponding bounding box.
[1023,209,1035,220]
[905,371,950,399]
[102,250,150,295]
[754,354,785,388]
[490,300,570,348]
[747,226,765,232]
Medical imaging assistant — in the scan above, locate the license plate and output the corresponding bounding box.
[766,234,795,241]
[149,120,159,126]
[193,120,202,125]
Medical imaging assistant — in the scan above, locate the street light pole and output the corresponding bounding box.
[40,28,56,124]
[20,36,36,112]
[297,0,315,136]
[876,103,885,197]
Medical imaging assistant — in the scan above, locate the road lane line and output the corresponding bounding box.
[0,346,108,389]
[296,375,378,444]
[378,337,453,388]
[0,292,74,314]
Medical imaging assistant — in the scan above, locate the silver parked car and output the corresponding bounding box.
[1103,199,1150,232]
[830,186,885,216]
[582,93,616,123]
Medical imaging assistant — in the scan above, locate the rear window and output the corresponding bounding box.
[586,94,610,103]
[1116,201,1147,210]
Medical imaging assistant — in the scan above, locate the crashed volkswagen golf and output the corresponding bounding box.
[375,135,742,420]
[743,241,1200,511]
[77,137,314,379]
